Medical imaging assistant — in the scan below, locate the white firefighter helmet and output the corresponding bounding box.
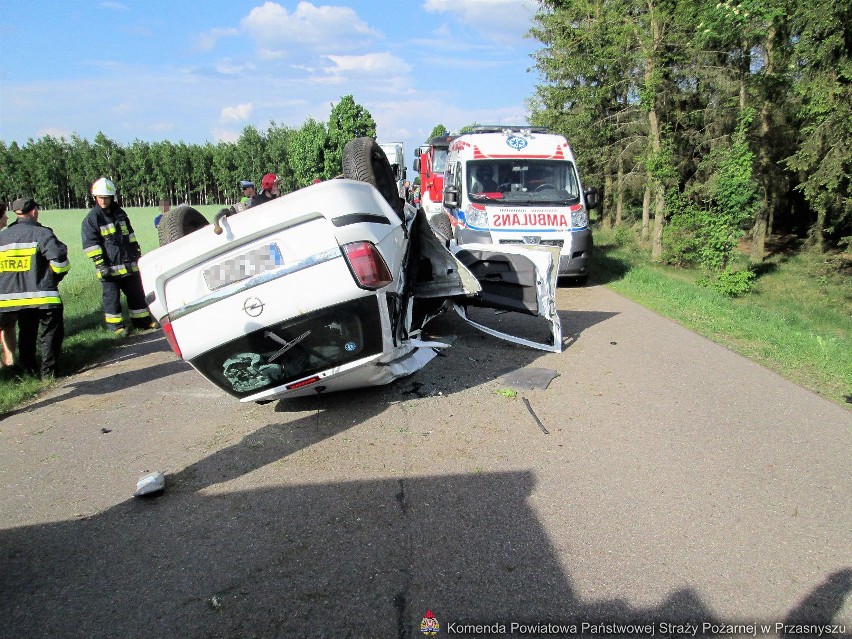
[91,177,116,197]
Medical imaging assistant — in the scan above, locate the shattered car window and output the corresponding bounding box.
[191,296,383,398]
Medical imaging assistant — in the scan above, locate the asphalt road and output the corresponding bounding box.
[1,284,850,639]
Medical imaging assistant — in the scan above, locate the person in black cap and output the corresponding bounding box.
[0,197,70,378]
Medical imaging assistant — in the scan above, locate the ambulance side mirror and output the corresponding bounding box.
[584,187,600,210]
[443,186,460,209]
[413,158,420,173]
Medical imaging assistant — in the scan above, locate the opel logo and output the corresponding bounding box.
[243,297,264,317]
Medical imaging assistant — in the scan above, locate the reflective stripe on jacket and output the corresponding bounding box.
[81,203,141,278]
[0,217,69,311]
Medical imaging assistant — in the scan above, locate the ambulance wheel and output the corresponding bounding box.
[158,205,210,246]
[342,137,404,219]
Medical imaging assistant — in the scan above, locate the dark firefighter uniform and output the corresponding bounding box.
[81,202,156,331]
[0,204,70,377]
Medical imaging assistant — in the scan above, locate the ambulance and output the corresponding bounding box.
[440,126,599,283]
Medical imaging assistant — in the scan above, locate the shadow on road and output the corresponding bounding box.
[1,334,191,420]
[2,468,848,638]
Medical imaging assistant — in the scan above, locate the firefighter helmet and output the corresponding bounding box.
[91,177,116,197]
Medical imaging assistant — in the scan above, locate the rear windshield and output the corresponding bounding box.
[190,296,383,398]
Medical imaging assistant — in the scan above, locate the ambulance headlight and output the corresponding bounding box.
[571,209,588,229]
[464,204,488,229]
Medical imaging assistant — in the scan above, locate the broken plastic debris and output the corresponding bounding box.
[134,471,165,497]
[501,367,559,390]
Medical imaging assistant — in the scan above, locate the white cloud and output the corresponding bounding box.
[324,53,411,76]
[214,60,257,76]
[36,127,72,140]
[220,103,254,122]
[241,1,381,55]
[423,0,536,44]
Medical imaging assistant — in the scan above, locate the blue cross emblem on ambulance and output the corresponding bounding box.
[506,135,528,151]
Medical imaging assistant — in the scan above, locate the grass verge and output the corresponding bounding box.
[591,227,852,407]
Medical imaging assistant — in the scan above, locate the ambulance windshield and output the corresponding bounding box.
[467,160,580,204]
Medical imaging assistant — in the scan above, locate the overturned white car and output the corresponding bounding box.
[139,138,562,403]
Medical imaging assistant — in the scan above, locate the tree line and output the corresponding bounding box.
[0,95,376,211]
[528,0,850,268]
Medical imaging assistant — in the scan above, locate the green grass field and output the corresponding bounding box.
[0,205,222,414]
[1,212,850,413]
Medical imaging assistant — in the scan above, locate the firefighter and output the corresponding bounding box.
[250,173,280,207]
[0,197,70,378]
[81,178,157,334]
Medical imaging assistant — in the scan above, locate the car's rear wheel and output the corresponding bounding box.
[342,137,404,219]
[157,205,209,246]
[430,212,453,244]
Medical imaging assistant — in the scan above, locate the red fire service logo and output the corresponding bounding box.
[420,610,440,636]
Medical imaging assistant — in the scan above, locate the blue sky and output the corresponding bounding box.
[0,0,542,168]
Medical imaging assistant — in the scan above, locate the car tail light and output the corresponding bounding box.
[341,241,393,289]
[160,315,183,359]
[286,375,321,390]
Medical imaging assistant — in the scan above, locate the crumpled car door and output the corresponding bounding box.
[404,208,561,353]
[449,243,563,352]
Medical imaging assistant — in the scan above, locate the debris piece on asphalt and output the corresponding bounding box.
[133,471,165,497]
[523,397,550,434]
[100,428,112,434]
[495,388,517,399]
[501,367,559,390]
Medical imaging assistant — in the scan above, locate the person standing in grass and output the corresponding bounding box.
[0,201,18,367]
[81,177,158,335]
[0,198,70,378]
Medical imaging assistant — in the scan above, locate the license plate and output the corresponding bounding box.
[203,243,283,290]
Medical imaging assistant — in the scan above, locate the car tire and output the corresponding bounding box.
[430,212,453,244]
[157,205,210,246]
[342,137,404,219]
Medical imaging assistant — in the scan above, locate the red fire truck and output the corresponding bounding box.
[413,134,455,219]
